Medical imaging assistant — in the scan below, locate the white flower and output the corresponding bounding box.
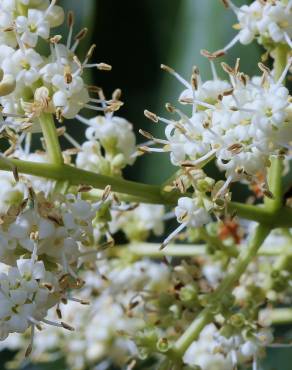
[2,48,43,85]
[183,324,233,370]
[175,197,210,227]
[16,9,50,47]
[85,116,136,165]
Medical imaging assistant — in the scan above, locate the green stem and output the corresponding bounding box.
[261,308,292,326]
[0,159,292,227]
[39,113,63,165]
[170,224,270,357]
[227,202,270,223]
[126,242,289,258]
[264,157,284,212]
[128,242,207,257]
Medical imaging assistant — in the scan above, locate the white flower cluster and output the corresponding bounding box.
[146,60,292,196]
[223,0,292,51]
[0,0,115,130]
[0,186,104,341]
[76,114,137,176]
[184,323,273,370]
[0,258,170,369]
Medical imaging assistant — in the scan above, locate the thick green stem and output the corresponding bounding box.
[261,308,292,326]
[127,242,292,258]
[0,159,292,227]
[170,224,270,357]
[265,157,284,212]
[39,113,63,165]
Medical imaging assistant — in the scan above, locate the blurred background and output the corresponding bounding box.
[1,1,291,369]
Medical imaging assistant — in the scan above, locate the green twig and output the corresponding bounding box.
[169,224,270,358]
[39,113,63,165]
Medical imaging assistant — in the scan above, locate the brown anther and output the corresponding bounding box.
[161,64,175,74]
[73,55,82,69]
[181,161,196,168]
[78,185,93,192]
[238,72,248,85]
[86,44,96,59]
[263,189,274,199]
[56,307,62,319]
[234,58,240,74]
[61,322,75,331]
[235,166,244,174]
[179,97,193,104]
[174,177,186,194]
[50,35,62,44]
[258,62,271,74]
[203,120,210,129]
[102,185,111,201]
[4,26,15,32]
[44,283,53,291]
[221,62,234,74]
[191,73,198,90]
[201,49,225,60]
[165,103,176,113]
[96,63,112,71]
[139,129,153,140]
[129,301,140,310]
[64,67,72,84]
[144,109,158,123]
[75,28,88,41]
[221,0,230,8]
[227,143,243,154]
[12,165,19,182]
[112,88,122,101]
[25,344,33,357]
[56,126,66,136]
[67,10,74,28]
[223,88,234,96]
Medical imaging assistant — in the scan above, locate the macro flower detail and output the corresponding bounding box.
[0,1,290,370]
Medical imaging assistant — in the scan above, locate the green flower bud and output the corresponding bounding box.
[156,337,170,353]
[179,284,198,305]
[230,313,245,328]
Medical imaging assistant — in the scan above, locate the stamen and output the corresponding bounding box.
[67,297,90,305]
[210,60,218,80]
[161,64,192,89]
[71,28,88,52]
[44,0,57,18]
[63,132,82,150]
[181,149,217,168]
[214,175,233,199]
[223,34,240,53]
[76,115,91,126]
[85,63,112,71]
[84,104,106,112]
[67,11,75,48]
[160,223,187,250]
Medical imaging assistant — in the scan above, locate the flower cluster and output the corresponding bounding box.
[0,0,116,130]
[221,0,292,52]
[0,0,291,370]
